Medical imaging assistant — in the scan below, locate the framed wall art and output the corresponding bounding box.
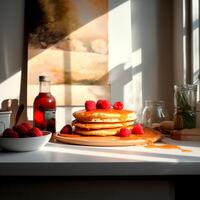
[27,0,110,106]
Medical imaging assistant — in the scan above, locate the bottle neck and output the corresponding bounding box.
[39,81,50,93]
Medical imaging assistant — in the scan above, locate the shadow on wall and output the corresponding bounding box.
[0,0,24,84]
[157,0,174,117]
[130,0,174,118]
[0,0,128,83]
[109,63,132,103]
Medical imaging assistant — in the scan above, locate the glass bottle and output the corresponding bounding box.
[142,100,169,128]
[174,84,197,129]
[33,76,56,133]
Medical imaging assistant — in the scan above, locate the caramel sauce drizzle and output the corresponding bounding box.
[145,142,192,152]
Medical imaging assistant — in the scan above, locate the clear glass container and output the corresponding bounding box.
[174,84,197,129]
[142,100,169,128]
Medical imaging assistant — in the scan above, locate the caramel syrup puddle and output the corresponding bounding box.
[145,143,192,152]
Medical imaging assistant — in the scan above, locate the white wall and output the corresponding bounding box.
[110,0,174,117]
[173,0,184,85]
[131,0,174,108]
[0,0,24,125]
[0,0,24,102]
[0,0,176,130]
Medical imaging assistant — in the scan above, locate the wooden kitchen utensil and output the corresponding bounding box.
[14,104,24,126]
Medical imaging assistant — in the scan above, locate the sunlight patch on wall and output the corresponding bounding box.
[109,0,132,70]
[124,61,133,108]
[109,0,133,105]
[132,72,143,114]
[131,48,142,68]
[130,49,143,114]
[192,28,199,74]
[0,71,21,104]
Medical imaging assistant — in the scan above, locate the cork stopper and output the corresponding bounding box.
[39,75,50,82]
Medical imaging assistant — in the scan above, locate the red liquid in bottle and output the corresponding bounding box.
[33,76,56,133]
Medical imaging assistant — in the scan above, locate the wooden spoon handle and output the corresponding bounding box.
[14,104,24,126]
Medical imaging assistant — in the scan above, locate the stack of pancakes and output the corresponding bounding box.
[73,109,137,136]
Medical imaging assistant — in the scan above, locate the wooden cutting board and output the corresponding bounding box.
[171,128,200,141]
[55,128,162,147]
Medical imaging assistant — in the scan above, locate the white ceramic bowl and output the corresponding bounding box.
[0,131,52,152]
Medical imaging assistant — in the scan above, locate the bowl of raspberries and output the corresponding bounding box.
[0,122,52,152]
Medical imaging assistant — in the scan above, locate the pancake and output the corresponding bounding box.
[73,109,136,122]
[73,120,134,130]
[75,126,133,136]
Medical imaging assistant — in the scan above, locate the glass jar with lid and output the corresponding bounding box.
[142,100,169,128]
[174,84,197,129]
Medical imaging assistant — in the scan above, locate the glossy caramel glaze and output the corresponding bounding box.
[73,109,136,122]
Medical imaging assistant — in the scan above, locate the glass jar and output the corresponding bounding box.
[142,100,169,128]
[173,84,197,129]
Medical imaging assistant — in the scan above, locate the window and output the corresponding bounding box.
[191,0,200,100]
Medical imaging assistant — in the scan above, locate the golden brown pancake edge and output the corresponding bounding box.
[73,109,136,122]
[75,126,133,136]
[73,120,135,130]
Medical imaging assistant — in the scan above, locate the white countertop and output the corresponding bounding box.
[1,137,200,176]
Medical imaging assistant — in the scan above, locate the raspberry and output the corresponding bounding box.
[60,124,72,134]
[85,100,96,111]
[15,125,29,137]
[28,127,43,137]
[96,99,111,109]
[3,128,19,138]
[119,127,131,137]
[132,124,144,135]
[101,100,111,109]
[21,122,32,130]
[96,99,103,109]
[113,101,124,110]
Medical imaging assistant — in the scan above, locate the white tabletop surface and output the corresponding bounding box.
[1,137,200,176]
